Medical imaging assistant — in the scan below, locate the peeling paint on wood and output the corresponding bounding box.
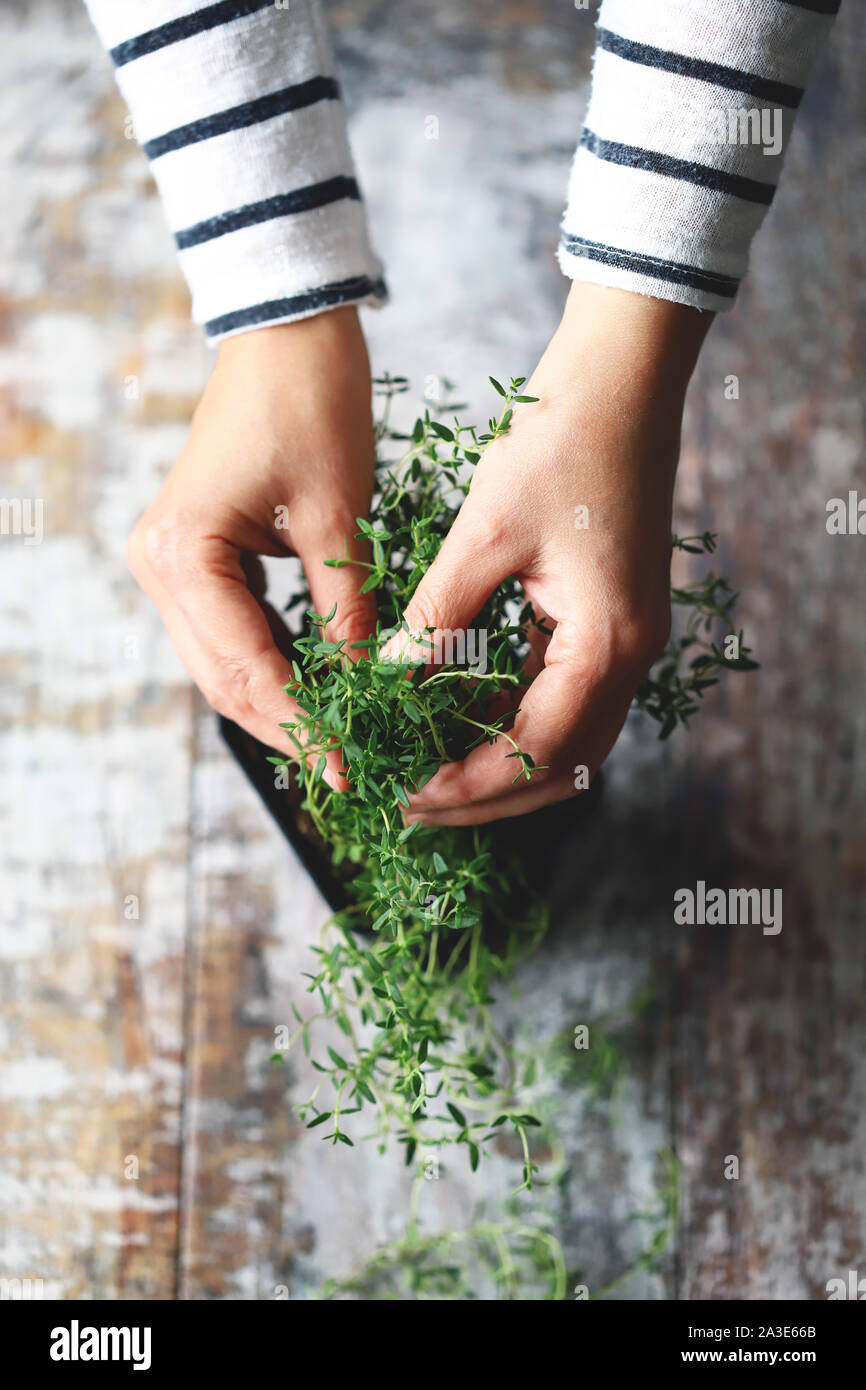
[1,0,863,1301]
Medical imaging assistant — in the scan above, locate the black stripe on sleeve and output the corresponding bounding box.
[596,28,804,108]
[559,234,739,299]
[773,0,840,12]
[143,76,340,160]
[203,275,387,338]
[580,129,777,206]
[175,176,361,250]
[111,0,276,68]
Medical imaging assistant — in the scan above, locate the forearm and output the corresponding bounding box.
[84,0,385,342]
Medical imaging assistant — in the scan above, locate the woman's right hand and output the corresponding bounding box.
[126,306,377,787]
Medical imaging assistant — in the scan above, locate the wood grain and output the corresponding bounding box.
[1,0,862,1301]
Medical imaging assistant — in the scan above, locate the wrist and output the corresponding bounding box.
[556,281,712,401]
[214,304,365,373]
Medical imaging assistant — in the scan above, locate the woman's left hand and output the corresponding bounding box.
[385,281,712,826]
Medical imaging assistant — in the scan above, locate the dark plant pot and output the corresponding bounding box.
[219,716,604,918]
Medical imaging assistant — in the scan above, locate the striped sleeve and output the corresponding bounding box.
[559,0,841,312]
[84,0,386,342]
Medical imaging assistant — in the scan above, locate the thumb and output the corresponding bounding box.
[381,503,515,665]
[299,514,378,661]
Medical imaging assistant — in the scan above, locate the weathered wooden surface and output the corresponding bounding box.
[0,0,863,1300]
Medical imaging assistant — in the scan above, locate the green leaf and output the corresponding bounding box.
[469,1062,495,1079]
[306,1111,332,1129]
[326,1046,348,1070]
[447,1102,467,1127]
[489,376,506,397]
[429,422,455,442]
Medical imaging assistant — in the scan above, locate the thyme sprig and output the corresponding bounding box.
[269,375,757,1188]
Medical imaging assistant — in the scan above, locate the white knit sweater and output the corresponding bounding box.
[84,0,840,340]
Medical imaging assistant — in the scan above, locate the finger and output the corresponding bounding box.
[482,601,553,724]
[243,537,372,790]
[405,770,585,827]
[232,552,357,790]
[380,501,521,666]
[136,521,346,788]
[406,621,633,815]
[405,695,624,826]
[241,551,345,673]
[298,513,378,661]
[140,560,310,757]
[296,516,378,787]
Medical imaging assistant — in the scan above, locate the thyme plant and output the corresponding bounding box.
[270,373,756,1190]
[317,1146,680,1301]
